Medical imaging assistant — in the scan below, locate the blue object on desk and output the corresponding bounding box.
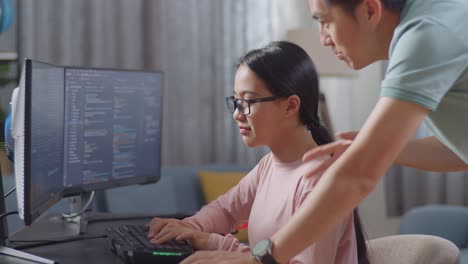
[4,104,14,162]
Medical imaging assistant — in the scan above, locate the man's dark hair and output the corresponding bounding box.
[326,0,405,13]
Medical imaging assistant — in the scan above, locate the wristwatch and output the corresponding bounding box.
[252,239,278,264]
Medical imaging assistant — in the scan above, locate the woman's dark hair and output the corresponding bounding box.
[238,41,369,264]
[326,0,405,13]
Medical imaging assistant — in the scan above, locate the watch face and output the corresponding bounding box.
[253,239,270,256]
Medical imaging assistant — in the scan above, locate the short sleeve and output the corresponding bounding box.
[381,20,467,111]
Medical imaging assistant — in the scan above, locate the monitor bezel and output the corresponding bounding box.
[23,59,63,225]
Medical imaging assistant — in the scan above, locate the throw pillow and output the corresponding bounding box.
[198,171,248,242]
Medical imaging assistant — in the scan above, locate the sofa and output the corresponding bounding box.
[99,164,254,215]
[1,164,254,234]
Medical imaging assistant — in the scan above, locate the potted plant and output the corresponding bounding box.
[0,60,11,146]
[0,110,11,176]
[0,60,13,176]
[0,107,5,143]
[0,61,10,86]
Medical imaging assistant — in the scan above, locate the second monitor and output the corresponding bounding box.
[14,59,164,226]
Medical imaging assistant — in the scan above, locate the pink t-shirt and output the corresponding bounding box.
[183,153,358,264]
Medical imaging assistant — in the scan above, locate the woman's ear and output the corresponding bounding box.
[285,95,301,116]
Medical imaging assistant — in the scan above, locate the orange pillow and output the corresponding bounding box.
[198,171,248,242]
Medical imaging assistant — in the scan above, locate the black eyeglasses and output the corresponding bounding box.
[225,95,279,116]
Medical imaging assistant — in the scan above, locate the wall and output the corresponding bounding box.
[322,61,400,239]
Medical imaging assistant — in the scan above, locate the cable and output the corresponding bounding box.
[3,187,16,198]
[0,211,18,241]
[9,234,108,250]
[0,210,18,220]
[0,211,19,241]
[61,191,95,219]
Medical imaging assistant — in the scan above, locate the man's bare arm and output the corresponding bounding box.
[396,136,468,171]
[269,97,429,263]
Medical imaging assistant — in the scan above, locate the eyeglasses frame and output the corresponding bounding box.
[225,95,280,116]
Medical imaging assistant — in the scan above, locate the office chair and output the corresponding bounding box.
[399,205,468,264]
[367,234,460,264]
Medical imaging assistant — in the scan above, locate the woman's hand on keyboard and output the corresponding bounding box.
[150,224,210,250]
[175,229,211,250]
[147,217,195,239]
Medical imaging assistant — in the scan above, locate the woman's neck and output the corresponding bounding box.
[269,126,318,163]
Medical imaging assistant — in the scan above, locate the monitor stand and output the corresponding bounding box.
[8,192,96,242]
[63,191,95,235]
[0,164,56,264]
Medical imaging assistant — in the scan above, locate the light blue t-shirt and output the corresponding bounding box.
[381,0,468,163]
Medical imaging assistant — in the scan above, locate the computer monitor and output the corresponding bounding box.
[12,59,163,226]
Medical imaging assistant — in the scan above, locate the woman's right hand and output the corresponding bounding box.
[175,229,211,250]
[302,130,359,177]
[147,217,194,239]
[148,218,210,250]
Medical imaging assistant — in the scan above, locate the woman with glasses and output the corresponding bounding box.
[148,41,368,264]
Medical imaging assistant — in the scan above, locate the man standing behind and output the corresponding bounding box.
[182,0,468,263]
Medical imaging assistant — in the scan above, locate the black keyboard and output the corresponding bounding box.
[106,224,194,264]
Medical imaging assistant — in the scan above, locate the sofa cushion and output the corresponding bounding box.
[198,171,246,202]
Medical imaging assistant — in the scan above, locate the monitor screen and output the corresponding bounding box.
[62,67,163,195]
[14,59,163,225]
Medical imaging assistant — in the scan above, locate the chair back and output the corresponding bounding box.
[399,205,468,248]
[367,234,459,264]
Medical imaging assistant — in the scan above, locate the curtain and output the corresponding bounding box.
[385,123,468,216]
[17,0,272,165]
[17,0,467,213]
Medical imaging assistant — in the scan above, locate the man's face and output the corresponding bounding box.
[308,0,376,70]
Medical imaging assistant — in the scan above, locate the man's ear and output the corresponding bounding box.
[357,0,383,29]
[285,95,301,116]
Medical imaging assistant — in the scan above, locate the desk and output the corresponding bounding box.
[0,213,165,264]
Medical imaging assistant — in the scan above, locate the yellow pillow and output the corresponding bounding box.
[198,171,249,242]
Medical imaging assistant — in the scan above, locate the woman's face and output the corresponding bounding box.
[232,65,286,147]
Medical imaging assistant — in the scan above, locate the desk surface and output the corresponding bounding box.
[0,214,160,264]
